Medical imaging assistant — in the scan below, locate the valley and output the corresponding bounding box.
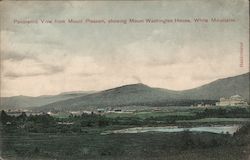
[0,72,250,160]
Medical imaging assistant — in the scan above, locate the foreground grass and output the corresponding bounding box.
[1,129,250,160]
[1,107,250,160]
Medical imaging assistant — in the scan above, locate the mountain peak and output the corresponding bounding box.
[101,83,151,95]
[124,83,149,87]
[114,83,150,90]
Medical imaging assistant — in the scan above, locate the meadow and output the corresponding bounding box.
[1,106,250,160]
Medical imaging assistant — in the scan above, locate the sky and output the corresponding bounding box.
[0,0,249,97]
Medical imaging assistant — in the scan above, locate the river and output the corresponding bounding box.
[102,125,241,135]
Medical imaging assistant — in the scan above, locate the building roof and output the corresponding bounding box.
[230,95,242,98]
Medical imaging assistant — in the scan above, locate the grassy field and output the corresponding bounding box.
[1,107,250,160]
[1,131,250,160]
[105,111,195,119]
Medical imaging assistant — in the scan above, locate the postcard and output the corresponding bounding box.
[0,1,249,160]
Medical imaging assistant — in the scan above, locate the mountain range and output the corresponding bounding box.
[0,91,94,110]
[0,72,249,111]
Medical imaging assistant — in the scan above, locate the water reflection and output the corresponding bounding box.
[102,125,241,135]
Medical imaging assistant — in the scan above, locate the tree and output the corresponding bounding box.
[0,110,12,124]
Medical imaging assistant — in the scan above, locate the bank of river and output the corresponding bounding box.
[102,125,241,135]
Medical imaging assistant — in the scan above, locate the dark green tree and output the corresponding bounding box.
[0,110,12,124]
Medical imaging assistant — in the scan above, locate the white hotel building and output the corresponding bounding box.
[216,95,248,107]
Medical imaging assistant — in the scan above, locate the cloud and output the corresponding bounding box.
[2,51,38,61]
[43,65,65,74]
[4,71,53,78]
[3,59,64,79]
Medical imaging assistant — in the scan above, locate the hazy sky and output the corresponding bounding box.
[0,0,249,97]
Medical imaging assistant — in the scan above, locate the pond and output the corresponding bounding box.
[102,125,241,135]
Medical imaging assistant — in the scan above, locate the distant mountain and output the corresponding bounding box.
[34,83,182,111]
[1,72,249,111]
[0,91,94,110]
[181,72,249,102]
[35,72,249,111]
